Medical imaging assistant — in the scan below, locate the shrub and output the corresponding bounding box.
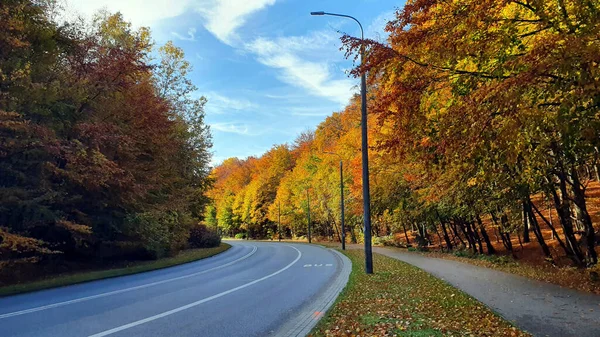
[373,235,409,248]
[189,225,221,248]
[478,254,515,265]
[234,233,246,239]
[123,211,192,259]
[453,249,474,258]
[96,241,155,260]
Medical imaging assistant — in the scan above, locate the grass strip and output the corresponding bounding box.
[311,250,530,337]
[0,243,230,297]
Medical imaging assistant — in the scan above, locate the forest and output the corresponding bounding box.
[208,0,600,269]
[0,0,215,282]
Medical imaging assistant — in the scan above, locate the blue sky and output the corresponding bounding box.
[67,0,401,165]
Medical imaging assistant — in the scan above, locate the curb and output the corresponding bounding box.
[272,248,352,337]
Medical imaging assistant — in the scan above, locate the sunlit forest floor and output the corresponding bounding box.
[315,182,600,295]
[412,182,600,294]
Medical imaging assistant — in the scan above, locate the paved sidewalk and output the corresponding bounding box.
[367,246,600,337]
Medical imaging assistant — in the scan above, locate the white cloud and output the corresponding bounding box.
[289,107,331,117]
[366,10,396,42]
[210,122,259,135]
[171,27,197,41]
[206,92,257,113]
[64,0,192,28]
[194,0,277,45]
[65,0,277,45]
[245,32,356,105]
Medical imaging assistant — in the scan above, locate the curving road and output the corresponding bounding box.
[0,241,349,337]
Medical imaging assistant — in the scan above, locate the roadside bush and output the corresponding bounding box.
[355,231,364,244]
[189,225,221,248]
[453,249,474,258]
[95,241,155,260]
[373,235,388,246]
[478,254,516,266]
[374,235,409,248]
[452,249,516,266]
[123,211,192,259]
[234,233,246,239]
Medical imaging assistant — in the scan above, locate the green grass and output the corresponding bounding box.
[0,243,230,297]
[310,250,530,337]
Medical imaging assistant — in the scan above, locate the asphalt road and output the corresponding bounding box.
[0,241,348,337]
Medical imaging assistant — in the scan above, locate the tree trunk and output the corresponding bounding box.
[440,221,453,251]
[531,198,571,258]
[517,231,524,251]
[331,218,342,243]
[570,167,598,265]
[468,221,484,254]
[525,198,554,264]
[522,201,530,243]
[459,219,477,254]
[401,222,410,244]
[595,147,600,181]
[451,222,466,247]
[493,225,501,243]
[550,173,585,266]
[434,224,445,251]
[493,212,514,254]
[476,215,495,255]
[502,232,514,254]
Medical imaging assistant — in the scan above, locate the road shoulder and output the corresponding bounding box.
[272,247,352,337]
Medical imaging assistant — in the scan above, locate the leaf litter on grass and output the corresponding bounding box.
[310,250,531,337]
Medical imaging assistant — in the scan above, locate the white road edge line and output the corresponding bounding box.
[0,245,258,320]
[87,245,302,337]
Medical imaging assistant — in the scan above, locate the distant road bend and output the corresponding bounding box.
[0,241,350,337]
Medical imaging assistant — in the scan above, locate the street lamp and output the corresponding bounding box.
[306,187,312,243]
[323,151,346,250]
[311,11,373,274]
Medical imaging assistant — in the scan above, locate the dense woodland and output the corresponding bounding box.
[209,0,600,268]
[0,0,215,281]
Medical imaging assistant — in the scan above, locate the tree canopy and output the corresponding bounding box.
[209,0,600,268]
[0,0,213,271]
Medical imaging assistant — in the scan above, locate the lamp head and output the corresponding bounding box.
[310,11,325,16]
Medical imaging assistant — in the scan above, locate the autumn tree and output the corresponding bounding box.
[1,0,214,280]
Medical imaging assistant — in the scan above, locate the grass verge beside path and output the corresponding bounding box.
[311,250,530,337]
[0,243,230,297]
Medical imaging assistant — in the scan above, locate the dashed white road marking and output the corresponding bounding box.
[303,263,334,268]
[0,245,258,320]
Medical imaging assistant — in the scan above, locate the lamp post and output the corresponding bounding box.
[323,151,346,250]
[306,187,312,243]
[311,11,372,273]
